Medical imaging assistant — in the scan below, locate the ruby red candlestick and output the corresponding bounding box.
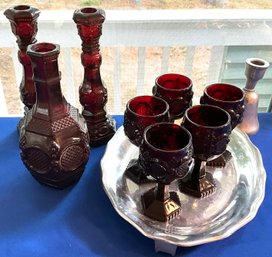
[4,5,40,110]
[73,7,116,146]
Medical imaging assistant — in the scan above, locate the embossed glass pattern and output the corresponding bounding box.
[200,83,245,129]
[124,95,170,147]
[4,5,40,110]
[180,105,231,198]
[200,83,245,167]
[153,73,193,121]
[101,126,265,246]
[140,123,193,222]
[73,7,116,147]
[19,42,90,189]
[140,123,192,184]
[123,95,170,184]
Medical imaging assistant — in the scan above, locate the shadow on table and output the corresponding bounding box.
[0,171,74,236]
[0,129,75,236]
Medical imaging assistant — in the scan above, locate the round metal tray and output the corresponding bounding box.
[101,126,266,247]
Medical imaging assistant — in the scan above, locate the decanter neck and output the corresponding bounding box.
[27,42,67,117]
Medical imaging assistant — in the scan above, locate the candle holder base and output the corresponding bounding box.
[83,112,116,147]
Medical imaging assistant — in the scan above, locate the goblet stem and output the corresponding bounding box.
[179,158,216,198]
[191,158,205,180]
[156,183,170,201]
[142,183,181,222]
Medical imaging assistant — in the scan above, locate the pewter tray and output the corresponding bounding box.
[101,126,266,247]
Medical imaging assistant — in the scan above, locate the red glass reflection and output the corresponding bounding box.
[200,83,245,167]
[180,104,231,198]
[140,123,193,222]
[73,7,116,146]
[153,73,193,121]
[4,5,40,110]
[124,95,170,147]
[123,95,170,185]
[201,83,245,129]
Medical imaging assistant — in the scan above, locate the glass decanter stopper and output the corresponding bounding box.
[73,7,116,146]
[238,58,269,135]
[4,5,40,110]
[19,42,90,189]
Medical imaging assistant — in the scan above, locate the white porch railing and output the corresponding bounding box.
[1,9,272,116]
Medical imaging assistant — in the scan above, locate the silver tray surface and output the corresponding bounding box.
[101,126,266,247]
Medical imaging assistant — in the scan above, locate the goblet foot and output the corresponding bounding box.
[179,172,216,198]
[141,187,181,222]
[124,159,151,184]
[206,150,232,168]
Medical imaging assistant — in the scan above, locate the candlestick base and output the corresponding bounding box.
[83,112,116,147]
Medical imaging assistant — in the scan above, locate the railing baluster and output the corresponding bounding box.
[114,47,121,114]
[161,47,170,74]
[63,47,76,106]
[207,46,225,84]
[137,47,146,96]
[1,10,272,116]
[11,47,24,114]
[184,46,195,77]
[0,80,8,116]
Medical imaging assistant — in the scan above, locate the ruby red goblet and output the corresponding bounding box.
[123,95,170,184]
[179,104,231,198]
[153,73,193,122]
[139,122,193,222]
[200,83,245,167]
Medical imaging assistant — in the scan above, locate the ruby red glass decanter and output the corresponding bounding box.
[179,105,231,198]
[153,73,193,122]
[73,7,116,146]
[4,5,40,110]
[140,123,193,222]
[19,42,90,189]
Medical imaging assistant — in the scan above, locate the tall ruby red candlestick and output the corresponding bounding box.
[4,5,40,110]
[73,7,116,146]
[19,42,90,189]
